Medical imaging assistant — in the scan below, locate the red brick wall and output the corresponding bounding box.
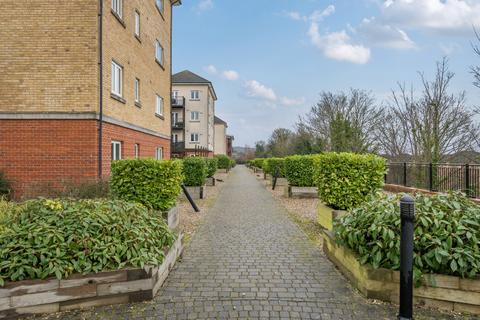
[0,119,170,198]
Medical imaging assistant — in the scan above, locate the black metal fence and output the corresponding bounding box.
[385,162,480,199]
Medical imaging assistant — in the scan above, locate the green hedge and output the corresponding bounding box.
[110,159,183,211]
[215,155,231,170]
[263,158,286,177]
[204,158,218,178]
[182,157,207,186]
[313,153,385,210]
[335,192,480,280]
[0,199,175,286]
[285,155,317,187]
[251,158,265,169]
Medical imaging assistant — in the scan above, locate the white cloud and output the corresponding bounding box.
[308,23,371,64]
[279,97,306,107]
[222,70,240,81]
[286,11,303,21]
[381,0,480,34]
[204,65,218,75]
[357,17,416,50]
[285,5,335,22]
[197,0,214,13]
[244,80,277,101]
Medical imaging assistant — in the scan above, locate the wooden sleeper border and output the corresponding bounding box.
[0,234,184,319]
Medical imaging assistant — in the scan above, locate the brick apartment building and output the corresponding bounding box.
[0,0,181,197]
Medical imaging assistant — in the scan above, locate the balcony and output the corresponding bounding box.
[172,121,184,130]
[172,96,185,108]
[171,141,185,153]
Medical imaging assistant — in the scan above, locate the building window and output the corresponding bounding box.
[155,40,164,66]
[156,147,164,160]
[134,144,140,159]
[172,112,179,124]
[134,10,140,38]
[190,133,199,143]
[190,111,200,121]
[134,78,140,103]
[156,95,164,116]
[111,141,122,161]
[172,133,178,143]
[190,90,200,100]
[172,90,179,98]
[156,0,164,14]
[112,0,123,18]
[111,61,123,97]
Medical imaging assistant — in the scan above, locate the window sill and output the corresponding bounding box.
[155,59,165,70]
[155,114,165,120]
[190,120,200,123]
[135,34,141,43]
[111,10,126,28]
[135,101,142,108]
[111,93,126,104]
[189,99,200,101]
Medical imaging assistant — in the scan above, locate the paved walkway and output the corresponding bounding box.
[47,166,471,319]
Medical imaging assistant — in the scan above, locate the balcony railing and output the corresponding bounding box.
[171,141,185,152]
[172,96,185,107]
[172,121,184,129]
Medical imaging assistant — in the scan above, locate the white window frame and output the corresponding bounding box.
[111,61,123,97]
[112,0,123,18]
[134,143,139,159]
[190,111,200,121]
[172,112,179,124]
[134,10,140,37]
[155,40,164,66]
[156,95,164,116]
[190,90,200,100]
[134,78,140,103]
[111,140,122,161]
[190,133,199,143]
[172,90,179,99]
[156,147,164,160]
[172,133,178,143]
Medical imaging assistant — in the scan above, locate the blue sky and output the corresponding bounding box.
[172,0,480,147]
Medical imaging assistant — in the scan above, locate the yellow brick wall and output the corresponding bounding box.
[102,0,172,137]
[0,0,99,113]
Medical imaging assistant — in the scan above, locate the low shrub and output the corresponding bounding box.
[230,159,236,168]
[250,158,265,169]
[263,158,286,177]
[0,199,175,286]
[335,192,480,280]
[313,153,385,210]
[0,198,22,234]
[182,157,207,186]
[215,155,231,170]
[110,159,183,211]
[204,157,218,178]
[285,155,317,187]
[0,172,10,197]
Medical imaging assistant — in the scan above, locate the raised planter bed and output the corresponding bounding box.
[322,231,480,315]
[285,185,318,198]
[384,184,480,205]
[205,177,216,187]
[0,234,184,319]
[178,185,206,200]
[162,206,179,230]
[270,176,288,187]
[317,202,347,230]
[216,169,228,174]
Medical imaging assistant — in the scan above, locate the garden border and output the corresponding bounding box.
[0,234,184,319]
[285,186,317,198]
[384,184,480,205]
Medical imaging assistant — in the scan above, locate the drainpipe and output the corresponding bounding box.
[98,0,104,178]
[169,2,174,159]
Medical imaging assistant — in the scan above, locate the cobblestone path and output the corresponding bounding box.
[43,166,473,320]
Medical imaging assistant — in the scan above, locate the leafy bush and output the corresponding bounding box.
[263,158,286,177]
[285,155,318,187]
[313,152,385,210]
[0,199,175,286]
[335,192,480,280]
[250,158,265,169]
[230,159,236,168]
[204,157,218,178]
[215,155,231,170]
[111,159,183,211]
[0,172,10,197]
[0,198,22,234]
[182,157,207,186]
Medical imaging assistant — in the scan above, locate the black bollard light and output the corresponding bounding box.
[398,195,415,320]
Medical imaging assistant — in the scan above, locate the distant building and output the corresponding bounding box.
[227,135,235,157]
[214,116,228,155]
[171,70,217,157]
[0,0,181,197]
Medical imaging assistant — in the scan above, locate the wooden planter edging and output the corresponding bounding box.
[322,231,480,315]
[270,177,288,187]
[285,185,317,198]
[216,169,228,174]
[384,184,480,205]
[205,177,215,187]
[318,202,347,231]
[162,206,179,230]
[0,234,183,319]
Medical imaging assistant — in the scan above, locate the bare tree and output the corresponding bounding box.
[389,58,476,163]
[298,89,382,153]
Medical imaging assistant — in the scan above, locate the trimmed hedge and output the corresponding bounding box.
[313,153,386,210]
[0,199,175,286]
[204,158,219,178]
[263,158,286,177]
[335,192,480,280]
[110,159,183,211]
[182,157,207,186]
[251,158,265,169]
[215,155,231,170]
[285,155,317,187]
